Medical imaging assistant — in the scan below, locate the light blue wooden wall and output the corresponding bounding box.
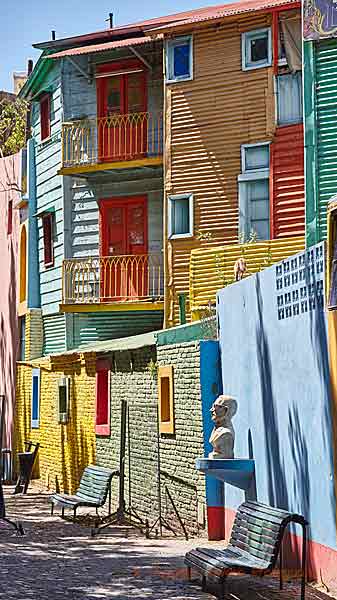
[31,61,64,317]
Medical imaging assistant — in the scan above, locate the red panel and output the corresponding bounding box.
[271,124,305,239]
[207,506,225,540]
[40,93,51,141]
[96,364,110,436]
[42,213,54,267]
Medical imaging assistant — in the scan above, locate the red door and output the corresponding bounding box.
[100,196,148,301]
[97,61,147,162]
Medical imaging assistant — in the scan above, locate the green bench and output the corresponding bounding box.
[49,465,118,519]
[185,500,308,600]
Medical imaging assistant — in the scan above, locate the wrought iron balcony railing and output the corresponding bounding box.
[61,112,163,168]
[62,254,164,305]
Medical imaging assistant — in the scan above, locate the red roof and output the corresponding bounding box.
[148,0,300,31]
[49,36,161,59]
[35,0,298,50]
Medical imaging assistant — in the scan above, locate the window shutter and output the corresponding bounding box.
[40,94,51,141]
[42,213,54,267]
[96,365,110,435]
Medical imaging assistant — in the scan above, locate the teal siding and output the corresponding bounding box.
[43,313,66,355]
[70,311,163,349]
[32,62,64,316]
[315,40,337,242]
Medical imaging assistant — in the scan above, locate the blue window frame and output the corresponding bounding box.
[166,36,193,83]
[31,368,40,429]
[242,28,272,71]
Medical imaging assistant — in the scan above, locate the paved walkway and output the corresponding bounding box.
[0,486,333,600]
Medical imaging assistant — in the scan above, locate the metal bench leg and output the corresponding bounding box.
[51,503,54,516]
[62,507,65,519]
[301,523,307,600]
[220,577,227,600]
[187,566,191,581]
[73,507,77,521]
[202,575,207,592]
[279,541,283,590]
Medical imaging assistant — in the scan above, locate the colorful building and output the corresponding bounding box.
[0,151,22,469]
[18,21,172,356]
[147,0,305,325]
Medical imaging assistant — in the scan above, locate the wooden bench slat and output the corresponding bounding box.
[244,501,292,520]
[231,529,277,554]
[49,465,115,512]
[232,520,279,545]
[237,504,288,526]
[235,513,281,535]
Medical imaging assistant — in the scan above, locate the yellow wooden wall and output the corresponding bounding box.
[190,236,305,317]
[165,13,277,327]
[15,352,96,494]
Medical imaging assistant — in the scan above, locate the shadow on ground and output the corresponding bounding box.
[0,487,333,600]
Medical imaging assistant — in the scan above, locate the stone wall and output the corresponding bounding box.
[15,352,96,493]
[96,341,206,535]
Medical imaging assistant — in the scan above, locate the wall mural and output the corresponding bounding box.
[304,0,337,40]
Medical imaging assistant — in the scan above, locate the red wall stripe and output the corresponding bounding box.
[271,124,305,239]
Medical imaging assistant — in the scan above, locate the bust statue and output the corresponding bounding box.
[209,395,237,459]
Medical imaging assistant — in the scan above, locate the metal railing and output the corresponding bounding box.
[61,112,163,168]
[62,254,164,304]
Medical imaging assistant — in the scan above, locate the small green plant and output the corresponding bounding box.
[0,98,28,157]
[146,359,158,379]
[196,229,213,241]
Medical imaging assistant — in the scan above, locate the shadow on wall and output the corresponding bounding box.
[254,263,336,580]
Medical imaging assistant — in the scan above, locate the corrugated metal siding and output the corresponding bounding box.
[71,311,163,348]
[272,124,305,238]
[43,313,66,355]
[189,236,305,313]
[165,13,276,327]
[316,40,337,241]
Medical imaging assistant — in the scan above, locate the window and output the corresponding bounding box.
[277,72,303,126]
[238,144,270,241]
[96,361,110,435]
[168,194,193,239]
[19,317,26,361]
[242,28,272,71]
[166,36,193,83]
[158,366,174,435]
[40,93,51,141]
[58,376,70,424]
[42,213,54,267]
[7,200,13,235]
[31,368,40,429]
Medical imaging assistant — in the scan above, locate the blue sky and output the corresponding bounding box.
[0,0,225,91]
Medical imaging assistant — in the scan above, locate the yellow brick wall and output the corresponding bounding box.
[15,352,96,494]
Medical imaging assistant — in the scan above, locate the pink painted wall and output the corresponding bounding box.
[0,152,21,450]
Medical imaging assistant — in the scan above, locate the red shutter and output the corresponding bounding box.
[40,93,51,141]
[42,213,54,267]
[96,364,110,435]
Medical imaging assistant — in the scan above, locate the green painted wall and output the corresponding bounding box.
[304,39,337,246]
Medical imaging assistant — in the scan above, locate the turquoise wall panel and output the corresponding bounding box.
[314,40,337,242]
[70,310,163,349]
[43,313,66,355]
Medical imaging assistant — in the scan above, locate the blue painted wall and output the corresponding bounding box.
[217,243,336,551]
[31,61,64,317]
[26,138,40,309]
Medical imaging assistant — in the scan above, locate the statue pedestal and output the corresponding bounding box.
[196,458,255,491]
[196,458,256,541]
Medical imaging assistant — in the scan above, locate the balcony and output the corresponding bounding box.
[60,112,163,175]
[61,253,164,312]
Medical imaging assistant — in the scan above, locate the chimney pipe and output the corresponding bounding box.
[51,30,56,40]
[109,12,113,28]
[27,59,33,76]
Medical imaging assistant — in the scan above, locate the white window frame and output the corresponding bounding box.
[168,193,194,239]
[31,368,41,429]
[165,36,193,84]
[238,142,270,240]
[242,28,272,71]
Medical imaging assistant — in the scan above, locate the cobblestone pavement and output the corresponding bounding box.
[0,486,333,600]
